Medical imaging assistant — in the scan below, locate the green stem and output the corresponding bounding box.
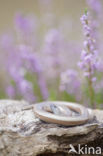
[88,77,95,108]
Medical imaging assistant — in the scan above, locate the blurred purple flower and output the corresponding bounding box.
[43,29,65,76]
[15,13,38,49]
[96,60,103,72]
[94,80,103,93]
[60,69,81,101]
[0,12,49,102]
[1,37,48,102]
[0,34,14,50]
[18,79,36,102]
[86,0,103,52]
[6,46,36,102]
[86,0,102,18]
[44,29,63,54]
[6,86,15,98]
[15,13,36,34]
[19,45,48,100]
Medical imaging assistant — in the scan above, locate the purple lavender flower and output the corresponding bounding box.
[15,13,36,35]
[60,69,81,101]
[78,11,99,107]
[44,29,63,55]
[2,40,47,102]
[15,13,38,49]
[86,0,103,52]
[86,0,102,18]
[6,86,15,98]
[19,45,48,100]
[5,45,36,102]
[43,29,65,77]
[94,80,103,93]
[18,79,36,102]
[1,12,49,102]
[96,60,103,72]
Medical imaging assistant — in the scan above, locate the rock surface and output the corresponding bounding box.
[0,100,103,156]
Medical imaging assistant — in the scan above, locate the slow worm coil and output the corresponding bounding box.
[34,101,93,126]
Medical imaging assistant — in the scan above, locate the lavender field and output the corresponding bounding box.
[0,0,103,109]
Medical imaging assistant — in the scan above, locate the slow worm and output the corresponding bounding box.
[34,101,93,126]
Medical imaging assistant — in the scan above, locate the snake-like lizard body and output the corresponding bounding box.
[33,101,93,126]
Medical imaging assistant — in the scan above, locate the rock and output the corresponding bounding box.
[0,100,103,156]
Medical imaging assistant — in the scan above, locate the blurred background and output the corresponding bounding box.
[0,0,103,108]
[0,0,91,40]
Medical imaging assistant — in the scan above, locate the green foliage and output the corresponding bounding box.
[61,91,76,102]
[84,8,88,15]
[25,72,43,101]
[48,89,57,101]
[0,90,5,99]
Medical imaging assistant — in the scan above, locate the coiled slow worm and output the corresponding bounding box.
[34,101,93,126]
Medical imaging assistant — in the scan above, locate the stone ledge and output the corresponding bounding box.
[0,100,103,156]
